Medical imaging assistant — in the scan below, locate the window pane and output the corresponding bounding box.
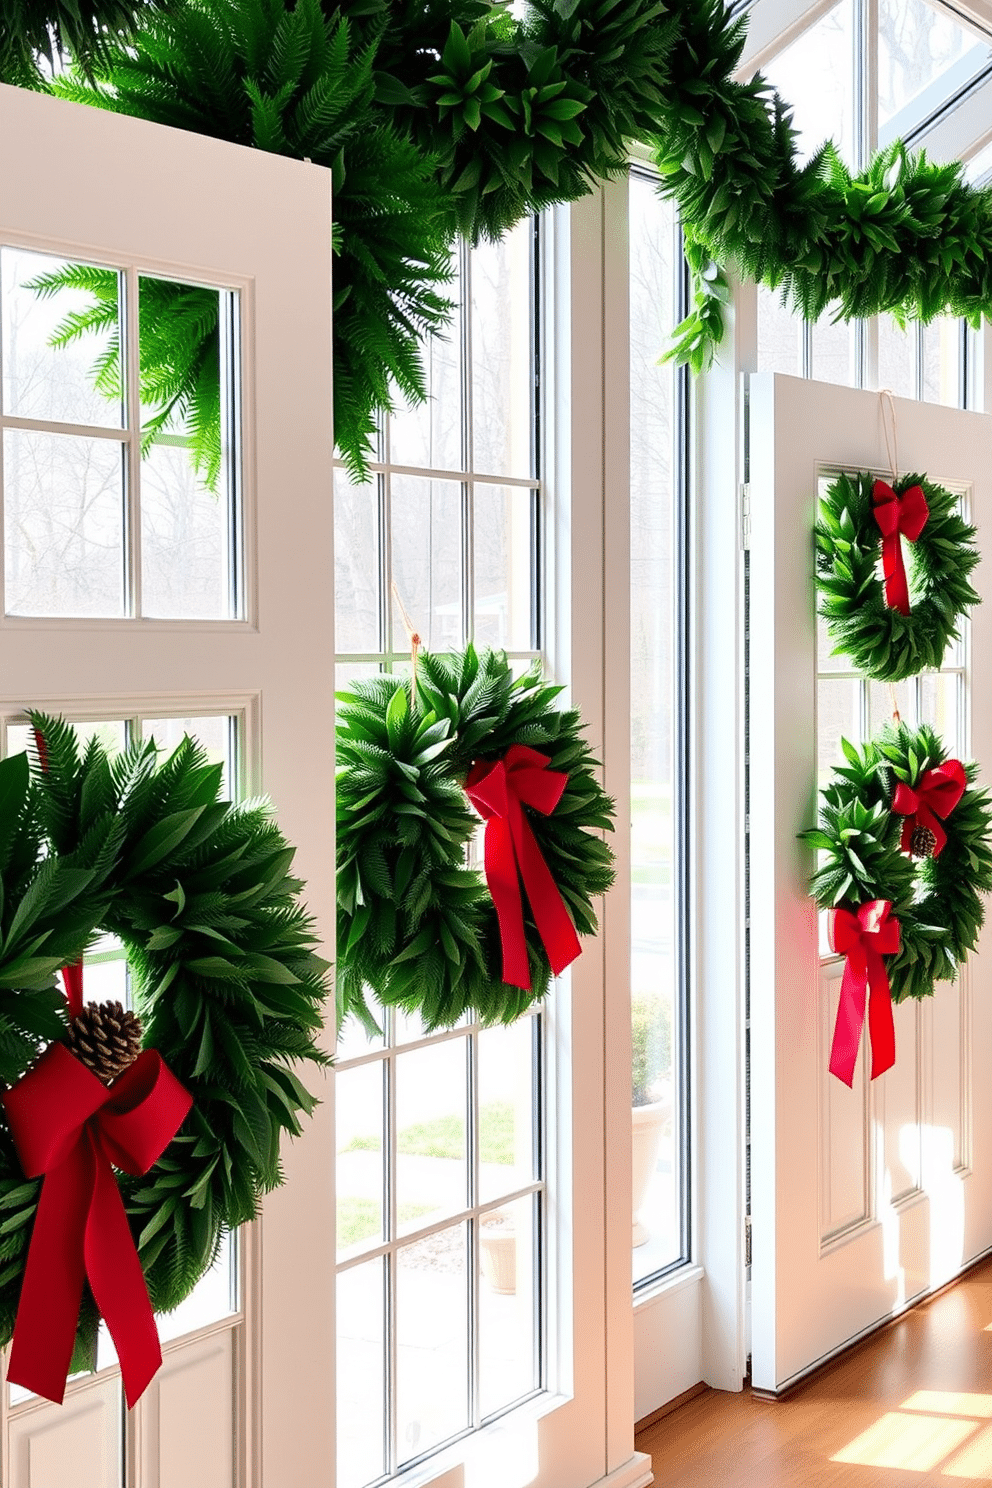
[472,225,532,479]
[868,678,914,736]
[156,1231,236,1343]
[817,677,862,788]
[338,1258,386,1488]
[4,427,126,617]
[479,1193,538,1418]
[878,0,992,140]
[473,484,534,650]
[140,439,231,618]
[920,672,963,756]
[137,276,238,620]
[922,318,962,407]
[877,319,918,400]
[395,1039,468,1236]
[477,1020,536,1204]
[1,247,123,428]
[390,475,462,651]
[334,472,380,653]
[810,309,856,388]
[390,255,462,473]
[5,717,127,759]
[396,1223,469,1462]
[757,285,802,376]
[337,1063,385,1258]
[760,1,855,168]
[630,169,680,1284]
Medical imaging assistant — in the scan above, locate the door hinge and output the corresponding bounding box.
[745,1213,752,1267]
[740,482,751,551]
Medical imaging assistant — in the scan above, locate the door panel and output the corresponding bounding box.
[749,373,992,1392]
[9,1378,122,1488]
[0,83,335,1482]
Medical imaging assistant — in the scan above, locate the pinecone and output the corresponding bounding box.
[64,1000,143,1084]
[910,823,938,859]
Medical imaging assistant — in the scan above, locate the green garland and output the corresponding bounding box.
[8,0,992,467]
[0,0,169,86]
[815,471,980,683]
[802,722,992,1004]
[0,715,330,1367]
[336,645,615,1032]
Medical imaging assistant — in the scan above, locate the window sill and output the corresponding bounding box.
[633,1262,703,1311]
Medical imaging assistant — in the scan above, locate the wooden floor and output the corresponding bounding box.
[636,1256,992,1485]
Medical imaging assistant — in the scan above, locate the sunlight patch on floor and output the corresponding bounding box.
[831,1412,974,1471]
[903,1392,992,1418]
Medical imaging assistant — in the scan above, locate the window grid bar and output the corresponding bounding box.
[0,413,134,443]
[335,651,542,668]
[378,470,391,659]
[336,1183,545,1275]
[220,289,244,622]
[532,1016,545,1389]
[462,240,475,647]
[461,238,474,480]
[385,1020,398,1478]
[818,666,967,682]
[335,1007,542,1072]
[124,267,142,619]
[333,459,540,492]
[467,1030,480,1431]
[463,479,474,647]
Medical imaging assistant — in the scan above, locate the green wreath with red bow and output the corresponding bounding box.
[815,471,980,682]
[802,721,992,1086]
[335,645,616,1033]
[0,715,330,1407]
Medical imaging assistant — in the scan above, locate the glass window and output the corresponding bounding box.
[629,168,686,1286]
[0,247,242,621]
[753,8,973,398]
[333,219,544,1485]
[760,2,856,169]
[878,0,992,144]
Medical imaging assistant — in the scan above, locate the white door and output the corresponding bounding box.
[749,372,992,1393]
[0,84,335,1483]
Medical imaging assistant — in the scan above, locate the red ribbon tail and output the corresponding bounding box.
[881,532,910,616]
[515,814,581,977]
[484,818,531,990]
[867,953,896,1081]
[7,1148,90,1405]
[85,1135,161,1408]
[829,955,868,1088]
[62,961,84,1020]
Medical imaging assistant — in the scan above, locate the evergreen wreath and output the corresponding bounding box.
[802,721,992,1005]
[336,645,615,1032]
[0,714,330,1376]
[815,470,980,683]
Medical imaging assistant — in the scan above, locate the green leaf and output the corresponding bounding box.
[126,807,207,877]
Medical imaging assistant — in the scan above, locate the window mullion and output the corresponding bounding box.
[123,267,142,618]
[386,1042,398,1477]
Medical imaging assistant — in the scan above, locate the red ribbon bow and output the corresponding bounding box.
[872,480,929,616]
[892,759,966,857]
[2,1042,192,1407]
[828,900,900,1087]
[465,744,581,990]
